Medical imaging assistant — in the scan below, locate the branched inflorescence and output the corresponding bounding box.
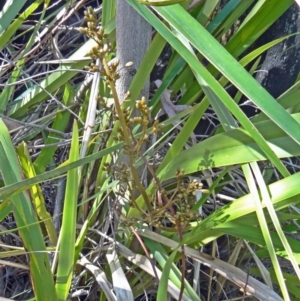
[80,7,204,232]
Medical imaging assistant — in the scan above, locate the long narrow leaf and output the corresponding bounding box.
[153,4,300,145]
[0,120,57,301]
[55,121,79,300]
[17,142,58,246]
[250,163,300,280]
[243,163,289,300]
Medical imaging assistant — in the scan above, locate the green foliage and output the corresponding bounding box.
[0,0,299,300]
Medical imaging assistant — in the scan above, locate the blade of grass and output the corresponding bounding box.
[0,120,58,301]
[106,246,134,301]
[127,31,167,103]
[55,121,79,301]
[227,0,293,57]
[157,248,179,301]
[250,162,300,280]
[102,0,116,27]
[17,142,58,246]
[0,200,11,222]
[197,0,220,25]
[244,240,273,289]
[77,257,117,301]
[0,0,27,36]
[206,0,254,36]
[0,0,44,48]
[243,163,290,300]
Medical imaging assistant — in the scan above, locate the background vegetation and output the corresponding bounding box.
[0,0,300,300]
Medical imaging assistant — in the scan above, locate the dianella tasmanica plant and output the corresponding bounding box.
[79,7,205,238]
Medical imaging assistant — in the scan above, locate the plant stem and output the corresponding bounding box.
[101,58,152,213]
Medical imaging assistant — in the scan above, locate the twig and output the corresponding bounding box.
[242,264,250,301]
[137,147,186,301]
[102,58,153,212]
[130,226,160,283]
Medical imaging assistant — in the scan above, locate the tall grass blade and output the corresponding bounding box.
[243,163,290,300]
[0,120,57,301]
[55,121,79,300]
